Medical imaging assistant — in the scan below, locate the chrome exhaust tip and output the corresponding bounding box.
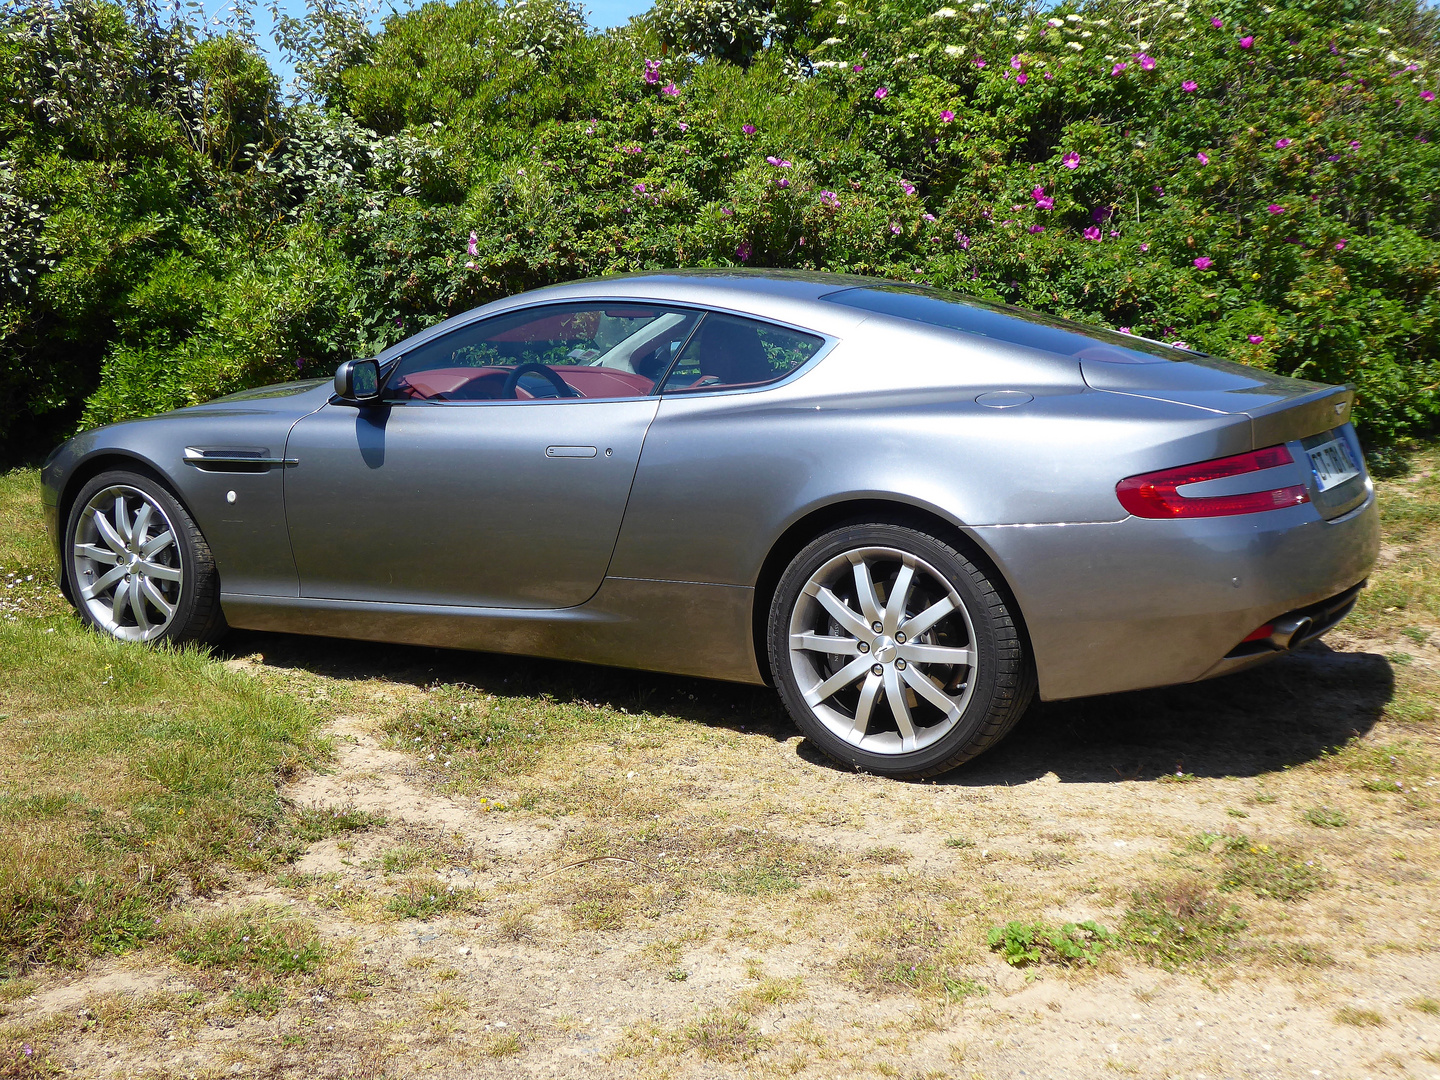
[1269,615,1314,650]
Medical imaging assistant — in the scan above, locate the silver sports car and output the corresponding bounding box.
[41,270,1379,778]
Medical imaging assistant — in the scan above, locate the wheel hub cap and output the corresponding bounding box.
[873,636,898,664]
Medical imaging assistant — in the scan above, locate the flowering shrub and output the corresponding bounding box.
[0,0,1437,460]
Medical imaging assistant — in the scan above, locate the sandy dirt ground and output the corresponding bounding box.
[3,620,1439,1079]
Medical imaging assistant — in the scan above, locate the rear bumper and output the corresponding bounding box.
[972,489,1380,701]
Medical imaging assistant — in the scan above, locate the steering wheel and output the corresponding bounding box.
[500,362,580,399]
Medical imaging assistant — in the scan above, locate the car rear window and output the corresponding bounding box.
[820,284,1195,364]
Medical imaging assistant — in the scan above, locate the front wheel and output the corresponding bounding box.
[64,469,226,645]
[768,523,1034,779]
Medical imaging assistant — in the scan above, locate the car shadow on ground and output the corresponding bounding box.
[225,631,1393,786]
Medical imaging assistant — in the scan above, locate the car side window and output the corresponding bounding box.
[383,303,702,402]
[658,312,824,393]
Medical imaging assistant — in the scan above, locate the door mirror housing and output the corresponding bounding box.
[334,358,381,404]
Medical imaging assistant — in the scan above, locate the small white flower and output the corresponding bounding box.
[944,43,963,55]
[1067,40,1083,49]
[1066,12,1082,20]
[931,6,957,17]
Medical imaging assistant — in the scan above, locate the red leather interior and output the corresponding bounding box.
[394,366,654,401]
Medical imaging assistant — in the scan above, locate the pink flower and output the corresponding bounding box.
[766,156,793,167]
[633,182,646,193]
[643,59,661,84]
[1138,54,1156,71]
[940,109,955,122]
[465,260,476,269]
[735,241,751,262]
[1335,240,1347,250]
[1423,91,1436,102]
[720,207,733,216]
[923,213,936,222]
[1045,72,1053,80]
[1239,35,1254,48]
[1119,327,1132,334]
[1197,151,1209,165]
[819,190,839,208]
[661,82,679,96]
[853,64,864,73]
[776,177,789,187]
[956,232,971,248]
[467,231,478,257]
[1062,151,1080,169]
[742,124,756,135]
[1267,203,1285,214]
[1028,224,1045,233]
[1248,334,1264,343]
[890,222,902,235]
[1083,226,1102,241]
[1017,72,1028,85]
[900,180,916,195]
[1010,55,1023,69]
[874,87,889,99]
[1275,137,1291,148]
[1111,62,1128,76]
[1194,256,1213,269]
[1349,139,1360,150]
[678,122,689,131]
[973,58,986,68]
[1211,16,1223,28]
[1182,80,1198,92]
[1139,243,1150,252]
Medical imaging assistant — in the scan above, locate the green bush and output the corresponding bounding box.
[0,0,1437,462]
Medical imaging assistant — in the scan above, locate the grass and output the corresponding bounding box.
[0,470,329,970]
[1121,880,1247,970]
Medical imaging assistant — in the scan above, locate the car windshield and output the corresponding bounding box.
[820,284,1199,364]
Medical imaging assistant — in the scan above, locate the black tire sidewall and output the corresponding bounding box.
[768,523,1022,778]
[64,469,212,646]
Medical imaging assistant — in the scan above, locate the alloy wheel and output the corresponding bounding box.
[786,545,978,756]
[71,484,184,642]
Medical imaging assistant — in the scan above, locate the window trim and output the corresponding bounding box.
[376,298,838,407]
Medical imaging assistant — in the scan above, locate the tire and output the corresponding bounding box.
[63,469,227,646]
[768,523,1034,779]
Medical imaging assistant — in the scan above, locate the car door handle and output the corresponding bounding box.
[545,445,598,458]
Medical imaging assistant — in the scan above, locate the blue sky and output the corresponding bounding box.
[247,0,652,84]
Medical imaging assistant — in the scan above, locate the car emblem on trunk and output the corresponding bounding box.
[1335,401,1347,415]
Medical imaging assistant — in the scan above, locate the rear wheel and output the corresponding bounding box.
[768,523,1034,779]
[64,470,226,646]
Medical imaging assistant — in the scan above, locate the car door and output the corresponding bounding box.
[283,301,702,609]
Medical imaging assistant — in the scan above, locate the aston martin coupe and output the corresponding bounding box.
[42,270,1379,778]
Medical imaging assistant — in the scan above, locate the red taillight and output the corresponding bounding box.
[1116,445,1310,519]
[1241,623,1275,643]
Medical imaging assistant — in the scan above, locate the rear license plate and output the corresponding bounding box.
[1307,437,1360,492]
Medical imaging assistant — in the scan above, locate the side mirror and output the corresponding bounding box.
[333,358,381,405]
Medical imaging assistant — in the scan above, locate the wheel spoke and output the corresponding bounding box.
[111,577,131,623]
[74,543,120,566]
[899,595,956,640]
[883,666,917,748]
[850,556,883,625]
[80,564,126,600]
[901,664,963,720]
[130,578,150,632]
[113,495,131,544]
[131,502,154,546]
[140,577,173,620]
[851,673,882,740]
[804,655,872,707]
[791,633,860,657]
[883,559,915,635]
[94,512,128,554]
[809,584,871,641]
[899,643,973,667]
[137,560,181,583]
[141,530,174,558]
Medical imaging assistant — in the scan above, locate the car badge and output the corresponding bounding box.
[1334,401,1347,415]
